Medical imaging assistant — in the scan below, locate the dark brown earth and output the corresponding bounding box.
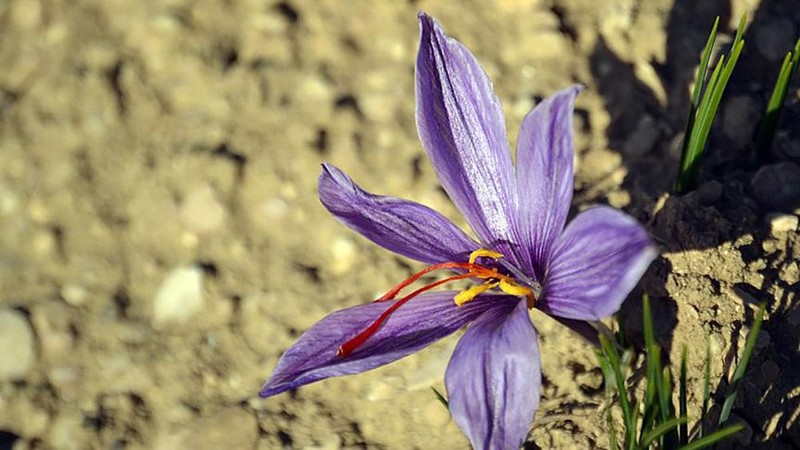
[0,0,798,449]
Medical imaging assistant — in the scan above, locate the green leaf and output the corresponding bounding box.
[599,334,637,448]
[683,16,720,144]
[679,346,689,445]
[679,424,744,450]
[700,336,711,439]
[756,37,800,157]
[640,417,687,448]
[719,303,765,426]
[676,14,747,193]
[607,403,620,450]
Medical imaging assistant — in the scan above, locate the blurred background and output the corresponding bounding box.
[1,0,798,449]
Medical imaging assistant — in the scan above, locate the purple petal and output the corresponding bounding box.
[415,13,518,257]
[514,86,582,281]
[318,163,478,264]
[260,292,515,398]
[539,206,657,320]
[445,300,540,450]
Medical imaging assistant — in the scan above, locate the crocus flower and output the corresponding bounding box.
[260,13,657,450]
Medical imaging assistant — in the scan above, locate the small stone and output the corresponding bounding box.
[722,95,760,148]
[0,185,19,216]
[752,162,800,211]
[329,237,356,275]
[152,266,204,328]
[0,309,36,381]
[624,115,660,157]
[777,138,800,160]
[61,284,88,306]
[731,417,753,446]
[179,186,226,234]
[366,380,395,402]
[767,213,798,233]
[260,197,288,220]
[755,19,796,62]
[760,360,780,380]
[762,239,778,254]
[697,180,723,205]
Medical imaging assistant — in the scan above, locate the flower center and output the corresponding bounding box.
[336,249,535,358]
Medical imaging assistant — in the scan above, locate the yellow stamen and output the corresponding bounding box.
[499,278,531,297]
[468,248,504,264]
[453,250,537,308]
[454,281,498,306]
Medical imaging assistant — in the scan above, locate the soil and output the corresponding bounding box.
[1,0,798,449]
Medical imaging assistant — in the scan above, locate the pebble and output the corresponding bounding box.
[731,416,753,446]
[751,162,800,211]
[329,237,356,275]
[697,180,723,205]
[623,115,660,157]
[179,186,226,234]
[152,266,204,328]
[755,18,796,62]
[722,95,760,148]
[0,309,36,381]
[61,284,88,306]
[767,213,798,233]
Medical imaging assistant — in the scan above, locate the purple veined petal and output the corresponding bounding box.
[514,86,583,281]
[260,292,516,398]
[415,13,519,259]
[445,299,540,450]
[318,163,478,264]
[539,206,658,320]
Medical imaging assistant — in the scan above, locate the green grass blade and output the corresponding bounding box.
[690,17,720,110]
[700,336,711,438]
[682,16,721,149]
[597,351,622,450]
[640,417,687,448]
[607,402,620,450]
[599,335,637,448]
[678,424,744,450]
[660,365,681,448]
[756,38,800,157]
[629,399,640,450]
[719,303,765,426]
[679,346,689,445]
[431,386,449,410]
[676,14,747,194]
[641,296,659,443]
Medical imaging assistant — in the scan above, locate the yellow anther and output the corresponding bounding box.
[498,278,532,298]
[454,282,498,306]
[468,248,504,264]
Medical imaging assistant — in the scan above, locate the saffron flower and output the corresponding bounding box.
[261,13,656,450]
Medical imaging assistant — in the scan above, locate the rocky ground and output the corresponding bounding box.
[0,0,798,449]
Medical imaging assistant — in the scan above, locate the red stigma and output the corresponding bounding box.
[335,260,503,358]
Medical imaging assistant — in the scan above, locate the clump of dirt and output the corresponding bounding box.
[0,0,798,449]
